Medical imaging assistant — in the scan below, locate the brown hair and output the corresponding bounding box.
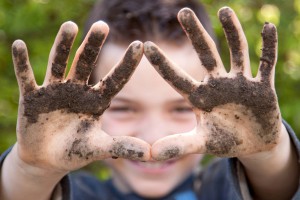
[84,0,217,45]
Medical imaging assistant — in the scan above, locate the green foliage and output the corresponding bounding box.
[0,0,299,159]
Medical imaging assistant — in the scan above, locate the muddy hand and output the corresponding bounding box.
[13,21,150,172]
[145,7,281,160]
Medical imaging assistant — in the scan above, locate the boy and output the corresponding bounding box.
[1,0,299,199]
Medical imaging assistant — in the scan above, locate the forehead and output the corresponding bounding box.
[94,41,206,82]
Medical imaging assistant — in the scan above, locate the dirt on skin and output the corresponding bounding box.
[147,46,195,95]
[23,81,110,123]
[74,32,105,82]
[147,41,278,156]
[109,141,144,160]
[179,9,217,71]
[159,146,181,160]
[218,8,244,68]
[23,45,139,124]
[205,122,243,156]
[13,46,36,93]
[12,46,29,73]
[67,138,95,160]
[51,32,75,79]
[188,73,279,146]
[260,22,277,81]
[100,44,141,97]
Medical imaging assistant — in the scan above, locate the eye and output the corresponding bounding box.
[172,106,193,113]
[108,106,136,113]
[169,104,195,121]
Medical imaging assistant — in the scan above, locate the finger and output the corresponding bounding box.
[177,8,225,76]
[12,40,37,95]
[218,7,251,77]
[43,21,78,85]
[257,22,277,87]
[151,129,205,161]
[67,21,109,84]
[87,132,151,161]
[106,136,151,161]
[144,41,198,98]
[94,41,143,99]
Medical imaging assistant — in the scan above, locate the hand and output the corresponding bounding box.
[144,7,281,160]
[12,21,150,173]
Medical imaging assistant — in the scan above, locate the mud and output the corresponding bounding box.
[23,81,110,123]
[109,142,144,160]
[188,73,278,144]
[51,32,74,79]
[147,46,195,94]
[260,22,277,81]
[12,46,29,73]
[219,8,243,68]
[205,122,243,155]
[77,119,92,134]
[75,32,105,81]
[159,146,180,160]
[67,138,94,160]
[179,9,217,71]
[101,45,139,97]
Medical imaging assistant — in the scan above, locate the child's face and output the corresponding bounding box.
[95,42,206,198]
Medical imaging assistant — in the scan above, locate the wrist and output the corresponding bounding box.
[238,123,289,169]
[1,144,67,200]
[12,144,68,180]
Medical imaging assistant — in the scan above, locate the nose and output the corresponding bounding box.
[135,111,171,145]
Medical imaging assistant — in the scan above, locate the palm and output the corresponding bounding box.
[145,7,281,160]
[13,21,150,171]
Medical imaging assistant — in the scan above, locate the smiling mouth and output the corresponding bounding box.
[128,159,177,174]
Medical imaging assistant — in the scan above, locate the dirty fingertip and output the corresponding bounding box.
[144,41,156,51]
[109,138,151,161]
[129,40,143,56]
[152,144,182,161]
[178,7,194,19]
[263,22,277,33]
[91,20,109,34]
[61,21,78,34]
[218,6,233,16]
[12,40,26,51]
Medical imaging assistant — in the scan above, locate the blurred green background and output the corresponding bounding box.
[0,0,300,174]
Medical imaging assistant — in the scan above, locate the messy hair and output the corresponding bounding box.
[84,0,216,45]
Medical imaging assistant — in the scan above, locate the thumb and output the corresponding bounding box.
[151,128,206,161]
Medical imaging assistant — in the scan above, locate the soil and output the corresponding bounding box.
[188,73,278,145]
[74,32,105,82]
[260,22,277,81]
[159,146,180,160]
[147,46,195,95]
[23,81,110,123]
[205,122,243,155]
[12,46,29,73]
[76,119,92,134]
[51,32,75,79]
[109,141,144,160]
[218,8,244,68]
[100,44,140,97]
[67,138,95,160]
[179,9,217,71]
[23,44,139,124]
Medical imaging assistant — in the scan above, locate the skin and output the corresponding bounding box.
[1,21,151,200]
[145,7,299,199]
[96,42,204,197]
[0,6,299,200]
